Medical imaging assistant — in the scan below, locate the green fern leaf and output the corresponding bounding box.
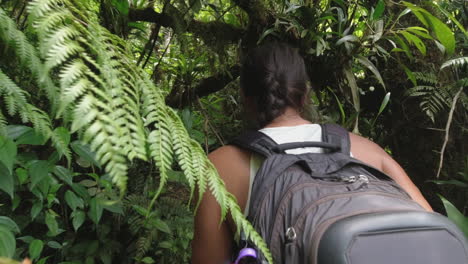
[441,57,468,70]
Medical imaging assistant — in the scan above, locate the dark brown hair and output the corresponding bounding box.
[240,42,311,127]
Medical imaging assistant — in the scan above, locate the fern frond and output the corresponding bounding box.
[0,70,29,115]
[0,110,6,136]
[228,196,274,264]
[441,57,468,70]
[413,72,437,85]
[0,7,59,105]
[407,85,451,122]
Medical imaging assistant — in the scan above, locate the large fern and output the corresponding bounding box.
[0,1,273,262]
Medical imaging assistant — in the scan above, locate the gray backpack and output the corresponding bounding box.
[232,124,468,264]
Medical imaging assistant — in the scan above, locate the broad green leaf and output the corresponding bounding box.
[0,226,15,258]
[29,239,44,261]
[45,211,59,236]
[6,125,32,140]
[403,2,455,55]
[400,31,426,56]
[31,201,43,220]
[372,0,385,20]
[47,241,62,249]
[0,217,20,234]
[438,195,468,238]
[16,168,28,185]
[88,198,103,225]
[15,129,46,145]
[432,2,467,36]
[0,136,16,174]
[158,241,172,249]
[70,141,101,169]
[141,257,155,264]
[29,160,50,189]
[406,27,432,39]
[152,218,171,234]
[52,166,73,186]
[111,0,129,15]
[71,210,85,231]
[356,56,386,90]
[65,191,84,210]
[0,163,14,199]
[392,35,413,59]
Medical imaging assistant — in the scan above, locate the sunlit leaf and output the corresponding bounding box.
[438,195,468,238]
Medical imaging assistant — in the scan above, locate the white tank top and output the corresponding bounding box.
[244,124,324,216]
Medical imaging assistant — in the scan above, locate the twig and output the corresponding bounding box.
[197,97,225,146]
[436,85,464,178]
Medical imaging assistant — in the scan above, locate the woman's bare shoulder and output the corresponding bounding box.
[349,132,387,170]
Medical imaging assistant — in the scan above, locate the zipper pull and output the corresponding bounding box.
[341,175,357,183]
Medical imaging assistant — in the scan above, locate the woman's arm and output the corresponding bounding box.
[192,146,251,264]
[349,133,433,211]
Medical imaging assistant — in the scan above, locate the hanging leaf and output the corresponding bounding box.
[88,198,103,225]
[372,0,385,20]
[0,217,20,234]
[438,195,468,238]
[0,136,16,174]
[0,226,15,258]
[29,160,50,189]
[403,2,455,55]
[356,56,386,90]
[0,163,14,199]
[70,141,101,169]
[29,239,44,261]
[378,92,391,115]
[400,31,426,55]
[45,211,59,236]
[64,191,84,210]
[71,210,85,231]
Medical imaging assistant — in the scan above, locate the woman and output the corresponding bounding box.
[191,42,432,264]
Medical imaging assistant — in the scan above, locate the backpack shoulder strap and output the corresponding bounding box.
[321,123,351,155]
[230,130,279,158]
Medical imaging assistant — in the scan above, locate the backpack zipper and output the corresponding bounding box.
[270,191,414,248]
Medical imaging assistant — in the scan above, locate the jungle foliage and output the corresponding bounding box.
[0,0,466,263]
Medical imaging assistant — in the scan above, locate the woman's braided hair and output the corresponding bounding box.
[240,42,311,128]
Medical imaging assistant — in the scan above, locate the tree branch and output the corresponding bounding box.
[165,65,240,108]
[129,7,244,44]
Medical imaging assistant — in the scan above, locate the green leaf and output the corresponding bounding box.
[31,201,43,220]
[429,180,468,188]
[29,239,44,261]
[29,160,50,189]
[53,127,71,158]
[88,198,103,225]
[15,128,46,145]
[403,2,455,55]
[438,195,468,238]
[151,218,171,234]
[0,162,14,199]
[0,136,16,174]
[70,141,101,169]
[52,166,73,186]
[71,210,85,231]
[400,64,417,86]
[111,0,129,15]
[16,168,28,185]
[45,211,59,236]
[378,92,391,115]
[400,31,426,56]
[0,217,20,234]
[141,257,155,264]
[356,56,386,90]
[6,125,32,141]
[0,226,15,258]
[47,241,62,249]
[257,28,276,45]
[406,27,432,39]
[65,191,84,210]
[372,0,385,20]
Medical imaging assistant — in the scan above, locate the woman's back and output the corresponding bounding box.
[191,43,432,264]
